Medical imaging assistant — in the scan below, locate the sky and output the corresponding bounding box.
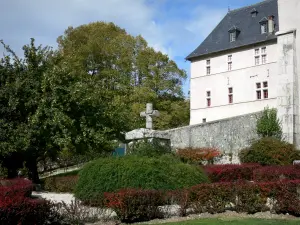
[0,0,262,96]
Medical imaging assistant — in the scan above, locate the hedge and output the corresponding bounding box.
[75,155,209,204]
[0,178,62,225]
[203,163,261,182]
[239,137,300,165]
[253,165,300,182]
[0,178,33,198]
[105,189,165,223]
[103,180,300,223]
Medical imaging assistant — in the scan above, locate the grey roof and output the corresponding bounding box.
[186,0,279,61]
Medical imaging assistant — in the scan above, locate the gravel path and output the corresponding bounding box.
[32,191,76,205]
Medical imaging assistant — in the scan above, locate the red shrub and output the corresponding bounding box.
[0,178,33,198]
[104,189,165,223]
[203,163,261,182]
[176,147,221,164]
[188,182,235,214]
[269,180,300,216]
[253,166,300,182]
[234,182,268,213]
[0,196,54,225]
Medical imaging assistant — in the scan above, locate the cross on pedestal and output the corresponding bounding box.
[140,103,160,129]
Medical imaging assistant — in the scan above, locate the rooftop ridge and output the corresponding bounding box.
[229,0,276,14]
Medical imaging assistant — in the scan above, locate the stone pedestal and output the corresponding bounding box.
[125,128,171,153]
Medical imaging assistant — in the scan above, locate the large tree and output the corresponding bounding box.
[0,39,126,182]
[57,22,189,131]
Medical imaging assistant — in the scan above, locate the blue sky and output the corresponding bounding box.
[0,0,262,96]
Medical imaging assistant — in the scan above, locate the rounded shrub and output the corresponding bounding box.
[74,155,209,203]
[239,137,300,165]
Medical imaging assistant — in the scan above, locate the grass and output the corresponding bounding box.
[148,218,300,225]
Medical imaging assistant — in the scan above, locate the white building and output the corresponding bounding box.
[187,0,300,146]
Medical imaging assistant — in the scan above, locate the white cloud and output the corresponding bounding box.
[0,0,227,95]
[0,0,226,58]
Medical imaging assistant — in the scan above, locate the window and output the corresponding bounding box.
[230,32,236,42]
[228,87,233,104]
[206,66,211,75]
[202,118,207,123]
[207,98,211,107]
[261,23,267,34]
[228,55,232,62]
[256,82,261,100]
[206,60,211,75]
[256,90,262,99]
[262,55,267,64]
[227,55,232,71]
[256,83,261,89]
[255,47,267,65]
[255,56,260,65]
[263,89,268,99]
[206,91,211,107]
[256,81,268,100]
[228,62,232,71]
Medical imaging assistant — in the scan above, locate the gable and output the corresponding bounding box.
[186,0,279,61]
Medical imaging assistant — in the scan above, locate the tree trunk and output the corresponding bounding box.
[25,158,40,184]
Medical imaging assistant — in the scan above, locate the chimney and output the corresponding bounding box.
[268,16,275,33]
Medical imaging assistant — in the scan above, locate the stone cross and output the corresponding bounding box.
[140,103,160,129]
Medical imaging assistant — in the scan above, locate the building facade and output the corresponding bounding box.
[187,0,300,146]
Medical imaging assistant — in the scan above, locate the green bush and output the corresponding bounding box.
[74,155,209,204]
[126,139,171,157]
[256,107,282,140]
[239,137,300,165]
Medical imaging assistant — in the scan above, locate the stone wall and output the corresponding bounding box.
[162,112,260,163]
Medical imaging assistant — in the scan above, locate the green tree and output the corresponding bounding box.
[57,22,189,131]
[0,38,126,182]
[256,107,282,140]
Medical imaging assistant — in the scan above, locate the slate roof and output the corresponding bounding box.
[186,0,279,61]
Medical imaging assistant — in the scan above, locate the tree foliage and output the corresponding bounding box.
[57,22,189,130]
[0,38,126,182]
[256,107,282,140]
[0,22,189,182]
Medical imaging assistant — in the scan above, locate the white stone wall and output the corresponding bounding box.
[277,0,300,146]
[190,42,278,125]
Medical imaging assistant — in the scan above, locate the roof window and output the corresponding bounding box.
[251,8,258,17]
[259,17,268,34]
[228,26,240,42]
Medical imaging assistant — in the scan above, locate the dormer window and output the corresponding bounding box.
[230,32,236,42]
[251,8,258,17]
[261,23,267,34]
[228,26,240,42]
[259,17,268,34]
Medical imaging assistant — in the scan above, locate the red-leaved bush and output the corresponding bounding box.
[0,178,57,225]
[176,147,221,164]
[0,178,33,198]
[102,180,300,221]
[104,189,165,223]
[203,163,261,182]
[253,165,300,182]
[0,197,54,225]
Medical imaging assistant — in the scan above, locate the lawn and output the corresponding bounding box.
[149,218,300,225]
